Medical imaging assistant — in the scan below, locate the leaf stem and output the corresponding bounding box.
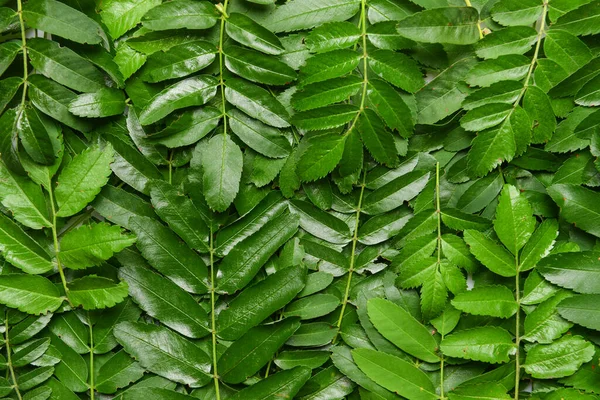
[16,0,28,108]
[88,312,95,400]
[344,0,369,136]
[514,1,547,105]
[463,0,484,39]
[48,186,72,306]
[209,228,221,400]
[435,162,445,400]
[333,167,367,343]
[514,254,521,400]
[5,312,23,400]
[217,0,230,136]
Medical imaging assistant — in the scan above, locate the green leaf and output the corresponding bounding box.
[368,49,423,93]
[92,185,157,230]
[141,0,218,31]
[149,180,209,252]
[129,216,209,294]
[475,26,537,59]
[299,49,361,86]
[199,134,243,212]
[68,276,129,310]
[357,109,398,167]
[226,13,285,55]
[463,230,516,277]
[296,132,347,181]
[366,79,414,138]
[0,274,63,315]
[421,267,447,320]
[218,318,300,383]
[545,107,594,153]
[0,77,23,115]
[28,75,92,132]
[358,206,412,245]
[225,78,290,128]
[93,298,141,354]
[519,219,558,272]
[494,184,536,256]
[460,103,513,132]
[225,45,297,86]
[96,350,145,394]
[522,291,573,343]
[491,0,543,26]
[537,251,600,294]
[553,0,600,36]
[0,213,54,274]
[441,208,491,231]
[352,348,437,400]
[68,88,126,118]
[440,326,515,363]
[523,85,556,143]
[395,7,481,45]
[557,294,600,331]
[466,55,530,87]
[60,222,135,269]
[228,108,291,158]
[0,161,51,230]
[12,337,50,367]
[55,144,114,217]
[290,199,351,244]
[17,105,60,166]
[217,265,306,340]
[119,264,210,338]
[305,21,361,53]
[448,383,511,400]
[114,322,212,387]
[100,0,162,39]
[139,75,218,125]
[547,184,600,238]
[362,170,430,215]
[217,210,300,294]
[263,0,360,33]
[293,105,358,131]
[367,298,439,362]
[27,38,105,93]
[139,41,216,83]
[121,388,194,400]
[575,74,600,107]
[452,285,518,318]
[152,107,221,148]
[523,335,594,379]
[275,351,329,370]
[292,76,362,111]
[284,294,339,320]
[467,106,531,177]
[23,0,104,45]
[416,57,477,125]
[229,367,311,400]
[544,30,592,74]
[463,81,523,110]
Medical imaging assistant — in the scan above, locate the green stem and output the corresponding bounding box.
[435,162,445,400]
[5,313,23,400]
[217,0,230,135]
[209,228,221,400]
[344,0,369,137]
[333,167,367,343]
[514,1,547,105]
[88,312,95,400]
[48,185,72,306]
[514,254,521,400]
[16,0,28,108]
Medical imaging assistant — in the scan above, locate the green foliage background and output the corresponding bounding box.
[0,0,599,398]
